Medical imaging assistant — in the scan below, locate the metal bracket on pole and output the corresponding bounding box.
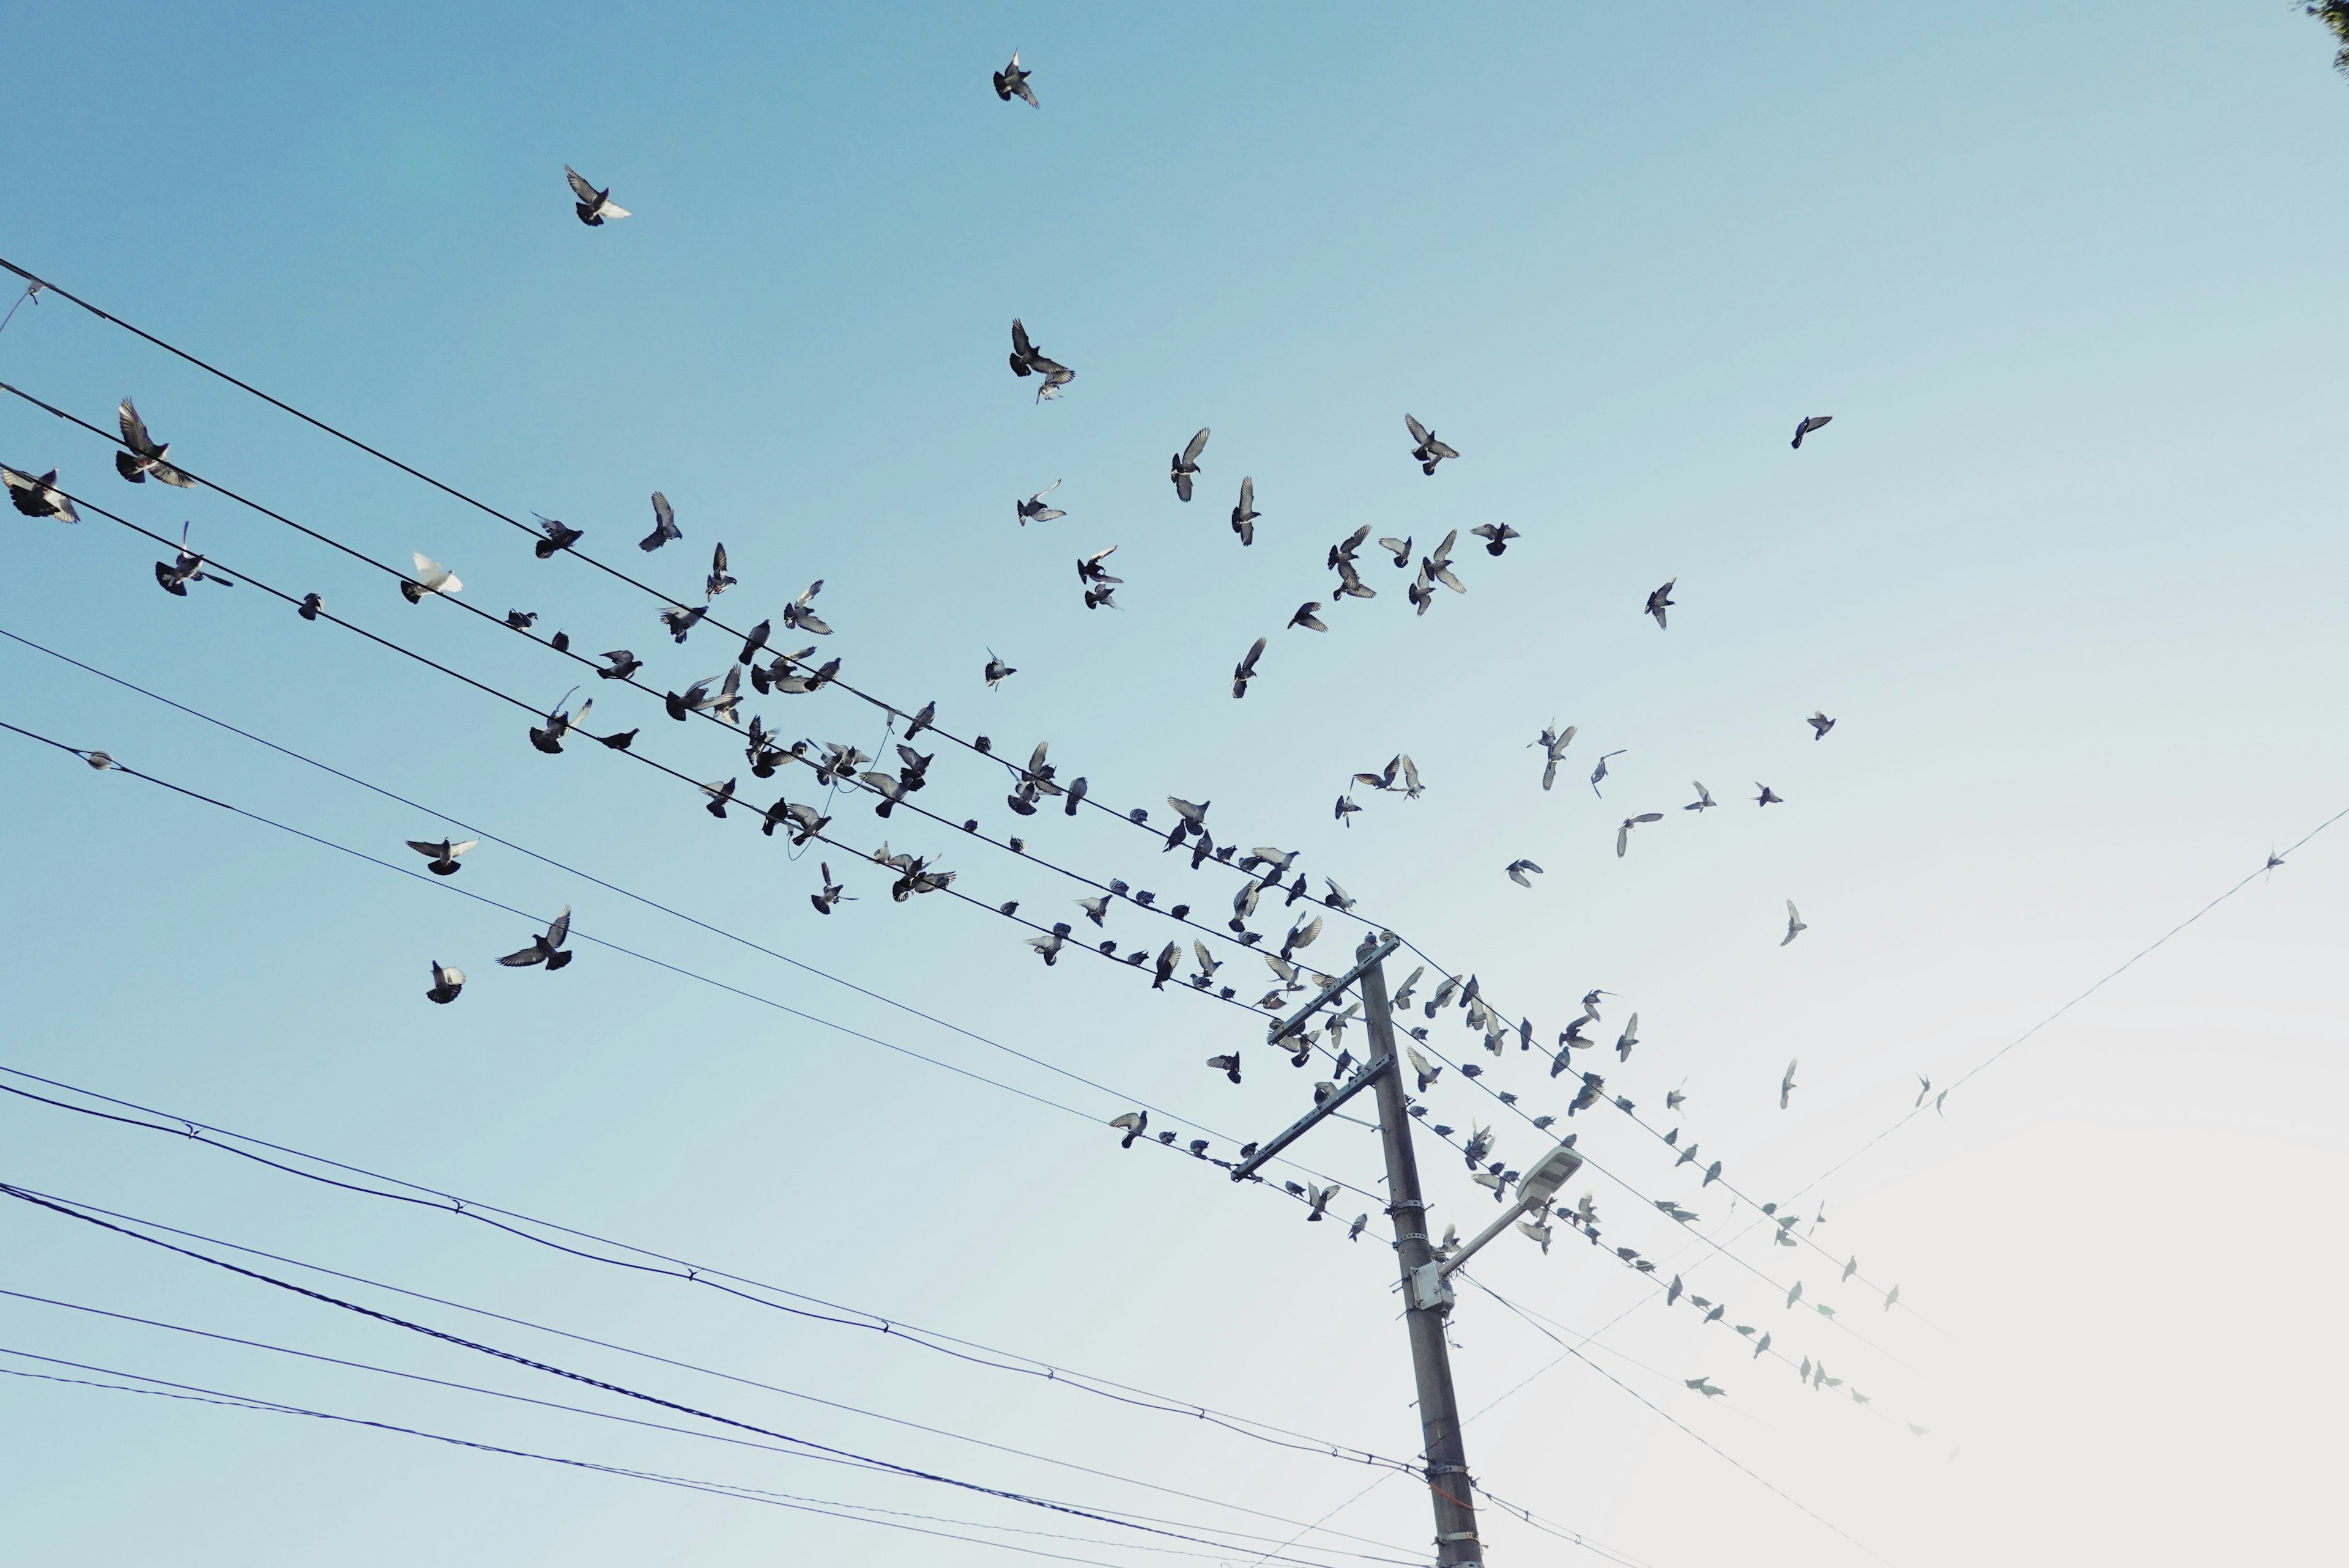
[1409,1260,1455,1311]
[1228,1054,1393,1182]
[1267,935,1401,1045]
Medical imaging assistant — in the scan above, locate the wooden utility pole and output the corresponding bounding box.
[1358,949,1485,1568]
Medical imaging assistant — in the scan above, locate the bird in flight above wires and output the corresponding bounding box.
[114,398,196,487]
[3,465,77,522]
[498,908,574,971]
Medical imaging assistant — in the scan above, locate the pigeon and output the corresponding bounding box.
[659,605,706,644]
[1531,722,1576,790]
[1347,1214,1368,1242]
[992,49,1039,106]
[1404,413,1458,475]
[1469,523,1518,557]
[1615,1014,1640,1062]
[983,651,1016,689]
[1806,711,1836,741]
[701,778,738,818]
[1231,637,1266,699]
[1685,1378,1724,1399]
[297,593,324,621]
[1755,783,1783,807]
[705,544,736,599]
[530,514,584,558]
[1109,1111,1148,1149]
[810,864,850,914]
[2,467,78,522]
[1779,1058,1799,1109]
[1169,428,1209,501]
[1589,749,1625,797]
[1791,415,1832,450]
[1883,1284,1901,1311]
[1417,530,1464,595]
[1842,1256,1859,1283]
[1230,477,1260,544]
[639,492,681,553]
[782,580,832,636]
[1505,859,1542,888]
[1288,601,1327,633]
[1615,813,1663,857]
[1915,1073,1932,1108]
[1008,320,1074,399]
[1685,782,1715,812]
[1017,481,1065,525]
[405,837,478,876]
[497,907,574,970]
[587,649,643,684]
[1334,795,1360,826]
[1406,1046,1441,1093]
[1782,901,1806,946]
[1645,579,1675,629]
[156,526,233,594]
[399,551,460,604]
[1206,1052,1242,1085]
[1304,1184,1337,1222]
[505,610,539,631]
[114,399,196,487]
[424,960,465,1005]
[565,166,630,225]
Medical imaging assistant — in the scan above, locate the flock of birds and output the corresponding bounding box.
[6,50,1912,1418]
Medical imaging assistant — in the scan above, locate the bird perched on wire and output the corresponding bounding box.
[1806,711,1836,740]
[1404,413,1458,475]
[424,960,465,1005]
[113,398,196,487]
[1505,859,1543,888]
[1017,481,1065,525]
[1616,813,1663,857]
[565,166,629,226]
[1685,1377,1724,1398]
[639,492,681,553]
[1230,477,1260,544]
[1231,637,1266,699]
[1168,428,1209,500]
[156,525,233,595]
[3,466,77,522]
[1779,1058,1799,1109]
[499,908,574,971]
[530,513,583,558]
[1755,783,1783,807]
[529,688,593,753]
[405,837,477,876]
[993,49,1039,106]
[1782,900,1806,946]
[1589,749,1625,797]
[983,650,1015,689]
[1644,579,1676,629]
[1791,414,1832,449]
[1108,1110,1148,1148]
[399,551,459,604]
[1470,523,1518,557]
[297,593,324,621]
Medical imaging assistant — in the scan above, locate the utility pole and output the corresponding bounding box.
[1357,948,1485,1568]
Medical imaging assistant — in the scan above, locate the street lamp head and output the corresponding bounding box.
[1517,1140,1584,1209]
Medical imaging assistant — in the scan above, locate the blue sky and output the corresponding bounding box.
[2,5,2345,1566]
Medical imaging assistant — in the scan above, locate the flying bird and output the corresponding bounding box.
[1685,781,1715,812]
[405,837,477,876]
[1017,481,1065,525]
[529,687,594,753]
[1109,1110,1148,1149]
[1377,535,1412,568]
[565,167,630,225]
[1288,602,1326,633]
[993,49,1039,106]
[1404,413,1458,475]
[3,466,78,522]
[1806,711,1836,741]
[114,398,196,487]
[424,960,465,1005]
[1755,783,1784,807]
[1791,415,1832,449]
[639,492,681,553]
[1616,813,1663,857]
[705,544,736,599]
[1645,579,1676,629]
[497,907,574,970]
[1531,722,1576,790]
[1779,1058,1799,1109]
[1615,1014,1640,1062]
[530,514,583,557]
[1470,523,1518,557]
[394,552,459,604]
[983,651,1016,689]
[810,863,851,914]
[1230,477,1260,544]
[156,525,232,594]
[1589,749,1625,797]
[1008,319,1073,399]
[1232,637,1267,699]
[1505,859,1543,888]
[1782,900,1806,945]
[1169,428,1209,501]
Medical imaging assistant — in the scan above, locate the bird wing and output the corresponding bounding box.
[1633,813,1662,824]
[1427,437,1459,460]
[1404,413,1430,445]
[1182,427,1211,463]
[598,201,631,221]
[544,905,572,949]
[496,944,544,967]
[1011,319,1034,360]
[1236,637,1266,678]
[117,398,155,453]
[1236,476,1253,512]
[446,840,478,858]
[1108,1112,1144,1131]
[565,166,600,203]
[405,840,445,857]
[1616,823,1630,857]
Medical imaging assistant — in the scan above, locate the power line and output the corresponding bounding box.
[0,1180,1395,1568]
[0,1285,1422,1567]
